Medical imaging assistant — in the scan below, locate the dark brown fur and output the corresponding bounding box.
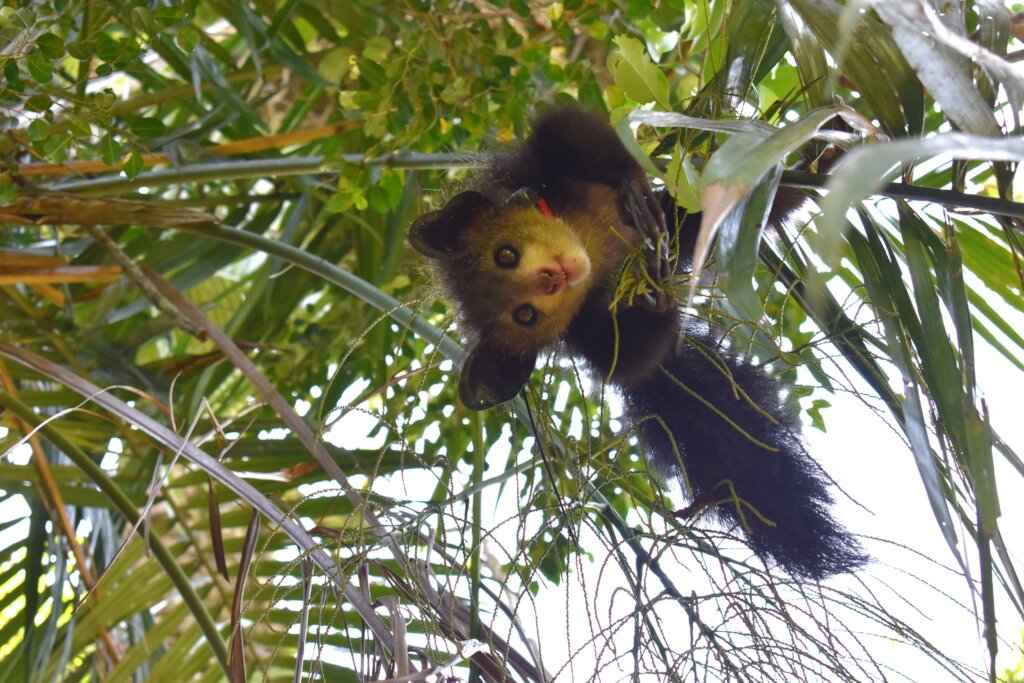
[409,106,867,579]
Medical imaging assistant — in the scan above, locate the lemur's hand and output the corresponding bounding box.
[620,175,672,311]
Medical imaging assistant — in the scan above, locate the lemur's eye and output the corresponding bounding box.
[495,245,519,268]
[513,304,538,326]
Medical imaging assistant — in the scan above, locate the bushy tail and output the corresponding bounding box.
[621,323,867,580]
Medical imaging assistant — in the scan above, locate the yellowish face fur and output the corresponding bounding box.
[411,184,633,367]
[453,207,595,353]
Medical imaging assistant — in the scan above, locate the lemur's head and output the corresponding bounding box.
[410,190,593,409]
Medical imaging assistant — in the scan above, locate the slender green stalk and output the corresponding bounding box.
[46,154,474,196]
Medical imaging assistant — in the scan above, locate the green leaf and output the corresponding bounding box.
[130,6,155,34]
[40,134,71,163]
[25,53,53,83]
[100,133,121,166]
[3,60,19,86]
[11,7,35,29]
[27,118,50,141]
[130,116,167,138]
[35,33,65,59]
[775,0,830,107]
[153,5,182,27]
[123,151,145,179]
[356,57,387,86]
[0,177,18,205]
[716,167,782,321]
[702,105,845,189]
[901,209,966,447]
[317,46,354,83]
[806,398,831,432]
[24,94,52,112]
[175,26,201,53]
[65,39,90,60]
[586,20,609,40]
[902,375,965,568]
[664,145,701,213]
[872,3,1003,136]
[93,91,117,110]
[784,0,924,134]
[64,114,92,138]
[608,35,670,109]
[719,0,777,103]
[965,407,998,534]
[363,36,391,63]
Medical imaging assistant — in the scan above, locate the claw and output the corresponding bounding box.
[621,176,665,243]
[619,175,677,311]
[637,290,671,312]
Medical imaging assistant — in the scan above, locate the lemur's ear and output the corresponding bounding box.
[458,338,536,410]
[408,191,496,260]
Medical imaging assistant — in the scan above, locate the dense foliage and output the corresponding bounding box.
[1,0,1023,681]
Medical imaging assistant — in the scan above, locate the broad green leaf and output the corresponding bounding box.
[720,0,779,105]
[0,178,17,205]
[608,36,670,109]
[25,52,53,83]
[64,113,92,137]
[775,2,830,107]
[130,6,155,34]
[129,116,167,138]
[715,166,782,320]
[35,32,65,59]
[27,118,49,141]
[11,7,35,29]
[696,105,852,282]
[40,133,71,162]
[99,133,121,166]
[664,145,701,213]
[123,151,145,179]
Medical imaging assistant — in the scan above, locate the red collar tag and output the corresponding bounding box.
[536,197,555,218]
